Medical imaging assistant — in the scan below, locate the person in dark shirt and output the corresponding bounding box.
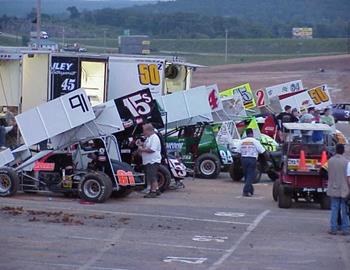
[277,105,297,141]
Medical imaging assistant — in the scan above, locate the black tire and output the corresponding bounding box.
[267,170,279,182]
[253,164,262,184]
[157,165,171,192]
[230,158,261,183]
[195,153,220,179]
[78,172,113,203]
[278,184,292,208]
[229,159,243,182]
[320,194,331,210]
[112,188,133,198]
[0,167,19,197]
[272,180,280,202]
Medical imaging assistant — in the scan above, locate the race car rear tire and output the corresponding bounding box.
[79,172,113,203]
[230,160,261,183]
[320,194,331,210]
[230,161,243,182]
[253,165,262,184]
[272,180,280,202]
[195,153,220,179]
[157,165,171,192]
[267,170,279,182]
[278,184,292,208]
[0,167,19,197]
[112,188,133,198]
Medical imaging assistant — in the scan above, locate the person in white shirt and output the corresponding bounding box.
[137,123,162,198]
[238,128,266,197]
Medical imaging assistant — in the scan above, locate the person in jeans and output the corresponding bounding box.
[137,123,162,198]
[238,128,266,197]
[327,144,350,235]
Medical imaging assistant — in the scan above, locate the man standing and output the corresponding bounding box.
[238,128,266,197]
[327,144,350,235]
[138,123,162,198]
[321,108,335,127]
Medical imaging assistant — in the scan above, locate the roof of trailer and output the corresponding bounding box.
[283,123,332,131]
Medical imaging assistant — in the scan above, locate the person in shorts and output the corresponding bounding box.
[137,123,162,198]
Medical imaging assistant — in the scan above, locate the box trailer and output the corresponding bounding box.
[0,48,201,113]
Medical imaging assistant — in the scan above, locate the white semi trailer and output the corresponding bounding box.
[0,47,201,114]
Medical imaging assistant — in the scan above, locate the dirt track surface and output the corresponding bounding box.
[1,176,350,270]
[192,54,350,103]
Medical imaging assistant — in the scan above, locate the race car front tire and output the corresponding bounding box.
[79,172,113,203]
[195,153,220,179]
[0,167,19,197]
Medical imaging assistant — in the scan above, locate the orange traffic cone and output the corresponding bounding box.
[298,150,307,171]
[320,150,328,167]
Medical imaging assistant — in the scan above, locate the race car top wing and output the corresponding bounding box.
[16,89,95,147]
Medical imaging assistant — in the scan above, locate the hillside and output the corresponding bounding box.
[0,0,156,17]
[127,0,350,25]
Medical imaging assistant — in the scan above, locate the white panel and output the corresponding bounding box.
[279,85,332,112]
[22,54,49,111]
[0,148,15,167]
[107,57,165,100]
[185,86,211,117]
[50,100,124,149]
[159,91,188,123]
[16,108,48,145]
[0,60,21,106]
[156,85,213,125]
[16,89,95,146]
[206,84,223,112]
[265,80,304,98]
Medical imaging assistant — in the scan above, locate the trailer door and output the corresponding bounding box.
[22,53,49,111]
[0,56,21,107]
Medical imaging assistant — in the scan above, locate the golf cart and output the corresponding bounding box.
[0,89,145,203]
[166,123,234,179]
[273,123,333,209]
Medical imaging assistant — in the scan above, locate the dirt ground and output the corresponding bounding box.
[192,54,350,103]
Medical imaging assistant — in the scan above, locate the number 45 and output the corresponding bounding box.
[61,78,76,91]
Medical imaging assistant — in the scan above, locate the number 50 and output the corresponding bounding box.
[308,87,329,105]
[138,64,160,86]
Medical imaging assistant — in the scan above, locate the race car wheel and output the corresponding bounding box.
[229,160,243,182]
[157,165,171,192]
[320,194,331,210]
[272,180,280,202]
[195,153,220,179]
[79,172,112,203]
[230,159,261,183]
[253,164,262,184]
[0,167,19,197]
[267,170,279,182]
[278,184,292,208]
[112,188,133,198]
